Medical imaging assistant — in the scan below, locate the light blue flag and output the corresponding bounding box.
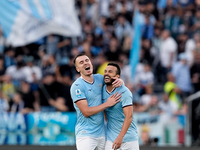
[0,0,81,47]
[129,9,141,79]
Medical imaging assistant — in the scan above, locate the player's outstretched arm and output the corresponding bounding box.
[112,105,133,149]
[76,92,121,117]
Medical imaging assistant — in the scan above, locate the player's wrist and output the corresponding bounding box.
[104,101,111,108]
[101,101,108,108]
[118,132,125,139]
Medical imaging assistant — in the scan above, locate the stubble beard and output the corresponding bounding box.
[105,78,115,86]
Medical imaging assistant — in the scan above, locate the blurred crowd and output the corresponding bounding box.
[0,0,200,125]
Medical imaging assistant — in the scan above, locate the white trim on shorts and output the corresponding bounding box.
[76,136,105,150]
[105,140,139,150]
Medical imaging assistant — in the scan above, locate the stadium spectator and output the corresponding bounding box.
[45,34,59,55]
[37,73,69,112]
[140,124,159,146]
[57,37,72,60]
[140,124,151,146]
[106,4,117,27]
[134,62,154,96]
[4,48,16,68]
[37,45,47,65]
[114,13,132,43]
[0,90,9,113]
[163,7,183,39]
[122,36,132,57]
[23,56,42,83]
[48,54,57,74]
[57,54,77,82]
[151,21,163,54]
[19,80,39,112]
[138,95,161,115]
[158,29,177,83]
[105,37,121,62]
[40,55,51,77]
[176,33,188,56]
[5,55,26,88]
[190,49,200,93]
[172,52,192,100]
[78,40,96,58]
[11,93,33,114]
[141,39,154,65]
[96,53,108,75]
[140,85,154,106]
[141,14,154,40]
[57,73,75,112]
[1,75,16,102]
[158,93,178,117]
[185,33,200,66]
[120,59,144,92]
[192,9,200,29]
[164,72,182,110]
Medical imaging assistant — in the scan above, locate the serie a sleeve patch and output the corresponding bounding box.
[75,89,82,98]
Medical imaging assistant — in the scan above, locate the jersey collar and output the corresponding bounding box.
[81,76,94,84]
[106,86,116,94]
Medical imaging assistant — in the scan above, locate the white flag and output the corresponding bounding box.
[0,0,81,47]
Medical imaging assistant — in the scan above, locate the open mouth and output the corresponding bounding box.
[85,66,90,70]
[104,76,110,80]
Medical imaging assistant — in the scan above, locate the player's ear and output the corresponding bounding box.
[116,75,120,78]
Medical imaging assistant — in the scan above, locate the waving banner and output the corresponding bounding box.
[0,112,76,145]
[129,8,141,79]
[0,0,81,47]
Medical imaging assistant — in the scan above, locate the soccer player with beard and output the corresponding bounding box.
[103,62,139,150]
[70,53,122,150]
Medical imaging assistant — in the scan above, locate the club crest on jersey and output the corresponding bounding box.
[76,89,81,98]
[98,84,102,87]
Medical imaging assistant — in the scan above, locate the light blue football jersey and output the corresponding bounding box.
[70,74,105,138]
[102,85,138,142]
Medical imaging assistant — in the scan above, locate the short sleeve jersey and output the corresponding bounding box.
[102,85,138,142]
[70,74,105,138]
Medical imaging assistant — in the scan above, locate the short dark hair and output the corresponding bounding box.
[73,52,86,65]
[107,62,121,76]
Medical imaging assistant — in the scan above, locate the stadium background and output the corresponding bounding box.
[0,0,200,148]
